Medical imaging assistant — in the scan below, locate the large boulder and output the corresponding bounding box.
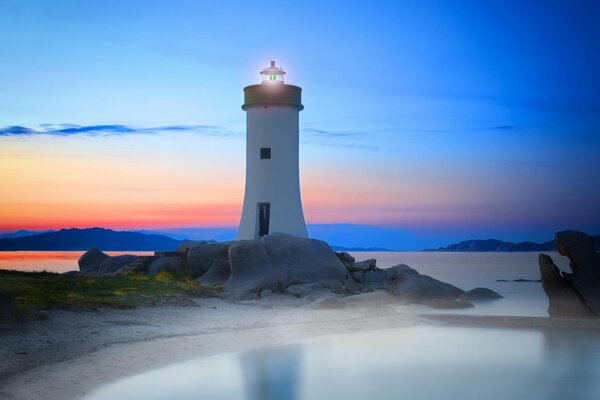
[224,233,349,298]
[78,248,108,273]
[147,257,187,275]
[188,243,230,276]
[97,255,138,275]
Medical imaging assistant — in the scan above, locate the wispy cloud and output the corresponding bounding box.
[303,128,365,137]
[0,124,238,137]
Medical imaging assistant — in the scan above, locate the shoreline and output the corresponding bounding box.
[2,295,599,400]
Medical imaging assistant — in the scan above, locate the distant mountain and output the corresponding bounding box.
[0,229,55,239]
[428,235,600,252]
[0,228,181,251]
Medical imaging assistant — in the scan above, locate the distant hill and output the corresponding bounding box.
[0,228,181,251]
[0,229,55,239]
[428,235,600,252]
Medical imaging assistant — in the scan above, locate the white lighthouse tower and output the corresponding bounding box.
[237,61,308,240]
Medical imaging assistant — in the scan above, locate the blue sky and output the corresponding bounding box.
[0,0,599,248]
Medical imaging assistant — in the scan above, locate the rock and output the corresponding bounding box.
[224,233,348,298]
[0,289,16,321]
[352,259,377,271]
[147,257,187,275]
[555,230,600,315]
[336,251,355,269]
[388,272,465,302]
[384,264,419,281]
[423,299,474,309]
[97,255,138,275]
[61,271,80,276]
[197,258,231,285]
[188,243,231,276]
[458,287,503,302]
[78,248,108,273]
[539,253,593,318]
[362,270,389,290]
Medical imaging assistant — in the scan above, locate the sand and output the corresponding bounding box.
[1,293,599,400]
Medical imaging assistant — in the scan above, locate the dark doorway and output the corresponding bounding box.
[258,203,270,237]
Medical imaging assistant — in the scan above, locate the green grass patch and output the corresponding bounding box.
[0,269,218,320]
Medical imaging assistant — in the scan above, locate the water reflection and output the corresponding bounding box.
[241,344,302,400]
[85,326,600,400]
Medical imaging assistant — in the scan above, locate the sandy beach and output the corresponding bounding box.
[2,291,599,400]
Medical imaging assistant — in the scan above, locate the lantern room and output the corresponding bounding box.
[260,61,286,83]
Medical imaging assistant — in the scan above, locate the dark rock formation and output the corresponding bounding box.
[555,230,600,315]
[539,230,600,318]
[78,248,108,273]
[539,254,592,318]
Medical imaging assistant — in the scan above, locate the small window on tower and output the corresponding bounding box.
[260,147,271,159]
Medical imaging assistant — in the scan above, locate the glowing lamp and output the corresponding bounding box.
[260,61,286,83]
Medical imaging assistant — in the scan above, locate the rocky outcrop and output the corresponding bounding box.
[539,254,592,318]
[388,267,465,302]
[224,233,350,298]
[556,230,600,315]
[343,259,499,307]
[97,254,138,275]
[78,248,108,273]
[539,230,600,318]
[188,243,231,277]
[147,257,187,275]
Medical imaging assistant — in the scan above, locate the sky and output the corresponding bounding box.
[0,0,599,249]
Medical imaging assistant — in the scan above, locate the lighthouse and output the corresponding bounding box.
[237,61,308,240]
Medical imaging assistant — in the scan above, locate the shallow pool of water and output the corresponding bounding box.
[85,325,600,400]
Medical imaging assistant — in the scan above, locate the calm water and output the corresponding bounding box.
[0,251,152,273]
[85,325,600,400]
[0,250,571,317]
